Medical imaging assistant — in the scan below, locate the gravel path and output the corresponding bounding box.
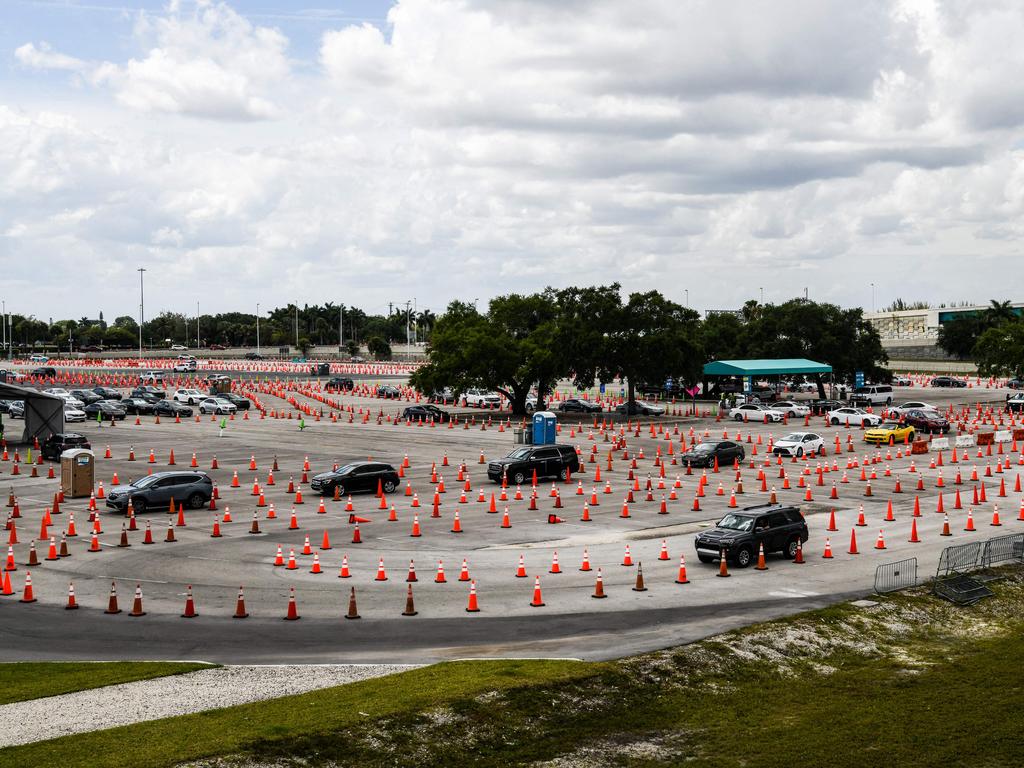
[0,664,420,747]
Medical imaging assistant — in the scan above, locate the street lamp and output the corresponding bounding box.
[871,282,875,312]
[137,267,146,359]
[256,302,260,355]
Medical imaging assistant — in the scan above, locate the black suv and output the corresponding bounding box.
[325,377,355,392]
[41,432,91,461]
[487,445,581,485]
[215,392,250,410]
[31,366,57,378]
[694,504,808,568]
[930,376,966,388]
[105,471,213,514]
[310,461,399,497]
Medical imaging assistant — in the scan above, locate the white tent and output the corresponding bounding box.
[0,382,64,445]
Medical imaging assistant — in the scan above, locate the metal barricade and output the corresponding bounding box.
[935,541,982,579]
[980,533,1024,568]
[874,558,918,594]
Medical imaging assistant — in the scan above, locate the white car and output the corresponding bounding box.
[889,401,938,416]
[729,403,784,422]
[771,400,811,418]
[140,371,164,384]
[173,361,198,372]
[892,375,913,386]
[29,354,49,363]
[772,432,824,458]
[826,407,882,427]
[63,406,86,422]
[43,387,70,397]
[463,389,501,407]
[170,344,187,351]
[172,388,206,405]
[795,381,818,392]
[199,397,236,415]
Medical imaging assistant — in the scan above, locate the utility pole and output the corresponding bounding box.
[256,303,261,355]
[405,300,411,352]
[196,300,200,348]
[413,297,417,344]
[294,304,299,348]
[339,304,344,349]
[1,301,5,355]
[138,267,146,359]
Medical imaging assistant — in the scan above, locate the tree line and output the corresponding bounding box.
[0,304,437,352]
[936,300,1024,379]
[409,286,888,415]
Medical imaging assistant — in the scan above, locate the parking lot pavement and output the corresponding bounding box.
[0,377,1020,663]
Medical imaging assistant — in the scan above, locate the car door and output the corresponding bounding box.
[767,512,791,551]
[531,448,555,478]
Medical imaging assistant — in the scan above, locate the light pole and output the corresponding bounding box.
[760,287,764,304]
[405,300,411,354]
[685,289,689,308]
[871,283,875,312]
[294,304,299,349]
[256,303,260,355]
[1,300,5,356]
[339,304,344,350]
[137,267,146,359]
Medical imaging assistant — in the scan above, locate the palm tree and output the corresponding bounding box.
[416,310,436,341]
[984,300,1016,327]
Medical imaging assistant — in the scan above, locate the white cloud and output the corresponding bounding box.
[6,0,1024,318]
[14,42,86,71]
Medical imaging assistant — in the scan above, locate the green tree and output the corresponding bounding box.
[104,326,136,348]
[553,284,623,390]
[367,336,391,360]
[937,313,984,360]
[113,316,138,332]
[608,291,702,406]
[297,336,312,358]
[973,321,1024,379]
[346,340,360,357]
[410,293,564,415]
[983,299,1017,327]
[700,312,747,362]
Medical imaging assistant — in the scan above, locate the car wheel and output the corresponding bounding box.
[831,417,840,425]
[697,554,715,564]
[383,480,397,494]
[559,467,570,481]
[131,497,146,515]
[785,537,800,559]
[187,493,205,510]
[908,431,915,442]
[512,471,526,485]
[735,546,753,568]
[333,483,345,498]
[734,414,743,422]
[796,447,804,458]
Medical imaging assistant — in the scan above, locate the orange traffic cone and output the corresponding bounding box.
[530,575,545,606]
[592,568,607,598]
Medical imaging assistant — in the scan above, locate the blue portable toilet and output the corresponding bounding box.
[532,411,557,445]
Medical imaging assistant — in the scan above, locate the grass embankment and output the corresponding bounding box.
[0,662,214,706]
[4,571,1024,767]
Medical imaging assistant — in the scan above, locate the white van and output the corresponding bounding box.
[851,384,893,406]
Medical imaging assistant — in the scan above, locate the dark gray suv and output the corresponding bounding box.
[105,471,213,514]
[487,445,581,485]
[694,503,808,567]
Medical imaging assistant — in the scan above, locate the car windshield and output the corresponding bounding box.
[880,422,901,429]
[780,433,804,442]
[133,475,159,488]
[717,514,754,532]
[506,448,533,459]
[691,443,715,452]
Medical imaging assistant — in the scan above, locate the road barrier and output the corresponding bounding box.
[874,557,918,594]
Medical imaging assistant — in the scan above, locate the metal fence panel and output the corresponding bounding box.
[936,542,982,578]
[980,533,1024,568]
[874,557,918,594]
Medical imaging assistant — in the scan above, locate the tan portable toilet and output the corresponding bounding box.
[61,448,95,498]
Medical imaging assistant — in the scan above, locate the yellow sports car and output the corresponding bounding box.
[864,421,916,445]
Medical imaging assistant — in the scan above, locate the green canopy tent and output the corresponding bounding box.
[702,358,833,399]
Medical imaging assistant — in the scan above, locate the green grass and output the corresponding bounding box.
[0,660,597,768]
[0,662,215,706]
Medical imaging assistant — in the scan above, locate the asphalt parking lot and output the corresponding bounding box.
[1,367,1020,663]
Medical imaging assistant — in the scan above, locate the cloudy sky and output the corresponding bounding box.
[3,0,1023,321]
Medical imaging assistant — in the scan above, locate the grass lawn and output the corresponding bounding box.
[0,662,215,706]
[0,660,597,768]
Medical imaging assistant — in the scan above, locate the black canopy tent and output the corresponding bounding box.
[0,382,64,445]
